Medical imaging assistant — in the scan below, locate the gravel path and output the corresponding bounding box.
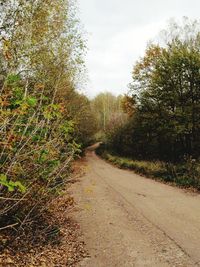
[71,147,200,267]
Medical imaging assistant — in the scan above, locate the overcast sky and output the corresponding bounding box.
[78,0,200,98]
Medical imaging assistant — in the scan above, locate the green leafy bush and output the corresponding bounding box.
[0,174,26,193]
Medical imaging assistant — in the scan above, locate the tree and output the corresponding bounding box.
[108,18,200,161]
[92,92,126,132]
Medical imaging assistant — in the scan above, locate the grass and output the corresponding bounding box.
[97,148,200,191]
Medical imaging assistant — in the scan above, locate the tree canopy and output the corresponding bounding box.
[108,19,200,161]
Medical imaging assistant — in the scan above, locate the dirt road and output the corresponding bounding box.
[71,147,200,267]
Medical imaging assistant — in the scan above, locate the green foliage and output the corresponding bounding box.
[101,19,200,190]
[60,121,75,140]
[6,74,20,85]
[0,0,95,241]
[108,19,200,162]
[0,174,26,193]
[27,97,37,107]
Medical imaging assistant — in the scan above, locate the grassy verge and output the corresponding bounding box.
[96,148,200,191]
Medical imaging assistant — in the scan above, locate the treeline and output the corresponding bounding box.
[0,0,96,242]
[91,92,127,140]
[108,18,200,162]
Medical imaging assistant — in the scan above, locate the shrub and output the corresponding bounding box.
[0,74,81,241]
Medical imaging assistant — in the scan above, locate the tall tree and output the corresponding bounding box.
[108,19,200,161]
[92,92,125,132]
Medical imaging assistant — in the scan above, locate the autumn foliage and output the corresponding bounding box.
[0,0,96,246]
[108,19,200,162]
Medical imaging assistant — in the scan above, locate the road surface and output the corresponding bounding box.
[71,147,200,267]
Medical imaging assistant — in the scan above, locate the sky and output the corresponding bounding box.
[78,0,200,98]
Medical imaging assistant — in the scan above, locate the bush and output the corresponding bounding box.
[0,74,81,245]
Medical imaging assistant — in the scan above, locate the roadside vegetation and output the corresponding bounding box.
[97,148,200,190]
[96,18,200,191]
[0,0,96,261]
[0,2,200,263]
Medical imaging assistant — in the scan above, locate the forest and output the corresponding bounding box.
[96,18,200,190]
[0,0,200,265]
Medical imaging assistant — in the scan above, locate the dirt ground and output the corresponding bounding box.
[71,148,200,267]
[0,166,87,267]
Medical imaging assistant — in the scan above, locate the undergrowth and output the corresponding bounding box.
[96,147,200,191]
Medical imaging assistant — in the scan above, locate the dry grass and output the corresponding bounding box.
[98,150,200,191]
